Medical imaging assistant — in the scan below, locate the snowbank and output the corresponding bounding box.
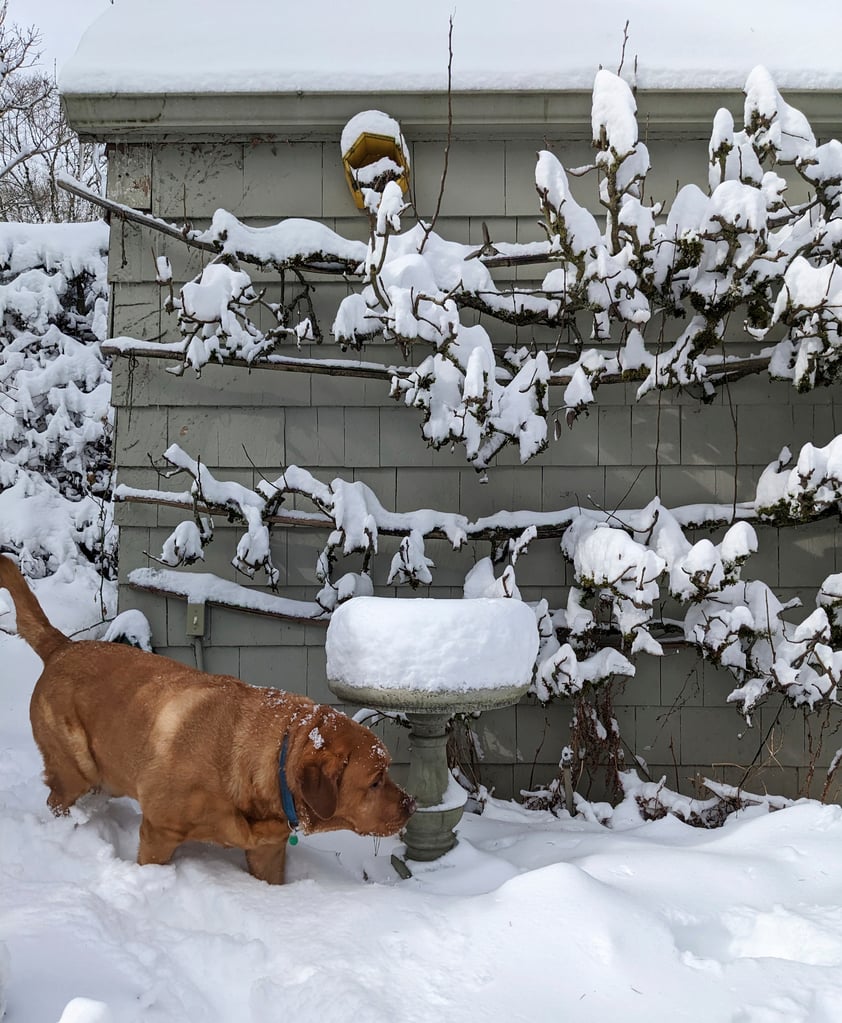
[4,634,842,1022]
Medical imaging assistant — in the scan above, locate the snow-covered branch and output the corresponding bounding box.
[123,431,842,717]
[99,67,842,468]
[57,175,368,275]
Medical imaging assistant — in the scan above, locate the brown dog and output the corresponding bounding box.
[0,555,414,883]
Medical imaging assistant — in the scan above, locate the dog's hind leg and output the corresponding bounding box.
[43,761,93,815]
[38,738,97,815]
[32,706,99,815]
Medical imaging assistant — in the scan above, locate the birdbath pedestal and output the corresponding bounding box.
[325,597,539,871]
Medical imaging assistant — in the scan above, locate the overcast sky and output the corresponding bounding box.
[6,0,112,75]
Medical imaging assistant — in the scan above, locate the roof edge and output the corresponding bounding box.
[63,88,842,143]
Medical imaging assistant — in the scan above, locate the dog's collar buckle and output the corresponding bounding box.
[278,734,300,844]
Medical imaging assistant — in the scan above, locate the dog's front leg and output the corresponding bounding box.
[245,842,288,885]
[137,816,183,867]
[199,811,290,851]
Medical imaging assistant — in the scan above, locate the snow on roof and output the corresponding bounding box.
[60,0,842,96]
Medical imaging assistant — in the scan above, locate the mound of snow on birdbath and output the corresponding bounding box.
[326,596,538,711]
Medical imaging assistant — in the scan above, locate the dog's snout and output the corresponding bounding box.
[402,792,417,816]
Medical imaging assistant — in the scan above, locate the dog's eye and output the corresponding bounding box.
[370,776,382,790]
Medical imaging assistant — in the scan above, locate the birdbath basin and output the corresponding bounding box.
[325,596,539,867]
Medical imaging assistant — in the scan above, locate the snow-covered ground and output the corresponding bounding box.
[4,612,842,1023]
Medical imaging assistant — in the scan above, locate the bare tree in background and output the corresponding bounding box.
[0,2,103,222]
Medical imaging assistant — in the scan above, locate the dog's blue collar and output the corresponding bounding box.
[278,735,300,845]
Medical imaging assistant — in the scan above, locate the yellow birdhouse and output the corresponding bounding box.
[341,110,411,211]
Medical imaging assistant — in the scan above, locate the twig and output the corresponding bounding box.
[419,15,454,252]
[739,700,785,790]
[616,20,631,76]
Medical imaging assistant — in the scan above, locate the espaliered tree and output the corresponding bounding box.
[81,65,842,803]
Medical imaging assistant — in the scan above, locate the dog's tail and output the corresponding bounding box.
[0,554,67,662]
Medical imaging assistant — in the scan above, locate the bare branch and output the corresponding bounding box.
[419,15,454,252]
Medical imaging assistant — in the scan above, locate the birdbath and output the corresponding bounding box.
[325,596,539,870]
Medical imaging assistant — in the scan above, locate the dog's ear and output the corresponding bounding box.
[298,759,339,820]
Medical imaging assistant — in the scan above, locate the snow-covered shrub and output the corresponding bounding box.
[0,221,114,580]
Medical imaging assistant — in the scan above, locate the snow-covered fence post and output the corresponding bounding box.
[325,597,538,869]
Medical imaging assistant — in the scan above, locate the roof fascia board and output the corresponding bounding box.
[63,88,842,143]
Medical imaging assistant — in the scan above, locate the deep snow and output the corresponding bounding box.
[3,594,842,1022]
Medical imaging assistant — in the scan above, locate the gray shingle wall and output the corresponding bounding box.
[107,126,842,802]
